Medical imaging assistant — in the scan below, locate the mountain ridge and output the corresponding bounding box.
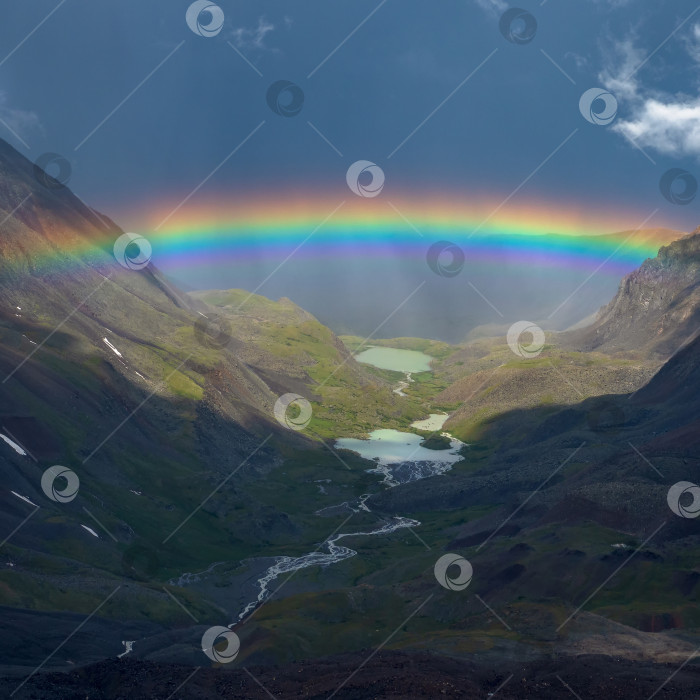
[564,230,700,358]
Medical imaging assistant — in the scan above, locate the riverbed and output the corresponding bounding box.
[174,345,462,622]
[229,420,462,619]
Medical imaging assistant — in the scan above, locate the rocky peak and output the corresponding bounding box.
[567,230,700,358]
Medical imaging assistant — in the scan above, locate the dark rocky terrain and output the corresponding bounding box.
[4,652,700,699]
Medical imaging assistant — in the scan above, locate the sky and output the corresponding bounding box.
[1,0,700,340]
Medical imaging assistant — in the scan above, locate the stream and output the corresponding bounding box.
[237,516,420,620]
[174,347,464,622]
[234,424,463,619]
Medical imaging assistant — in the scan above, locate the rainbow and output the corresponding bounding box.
[142,192,685,276]
[5,191,684,278]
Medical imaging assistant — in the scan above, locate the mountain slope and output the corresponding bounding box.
[190,288,423,437]
[429,231,700,441]
[321,235,700,668]
[565,230,700,358]
[0,137,404,642]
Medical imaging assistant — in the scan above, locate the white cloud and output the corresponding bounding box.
[613,98,700,157]
[599,33,700,159]
[473,0,507,18]
[598,37,645,101]
[0,92,41,147]
[565,52,589,71]
[681,22,700,64]
[231,16,276,50]
[592,0,637,6]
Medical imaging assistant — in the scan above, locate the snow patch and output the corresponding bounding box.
[0,433,26,456]
[117,641,135,658]
[102,338,122,357]
[80,525,99,538]
[11,491,39,507]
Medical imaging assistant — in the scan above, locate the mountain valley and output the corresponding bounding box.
[0,139,699,697]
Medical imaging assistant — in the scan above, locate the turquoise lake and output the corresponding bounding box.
[353,346,432,373]
[335,428,463,466]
